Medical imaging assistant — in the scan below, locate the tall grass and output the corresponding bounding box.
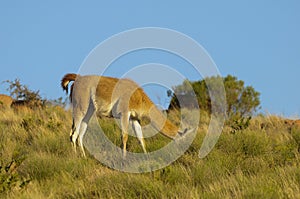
[0,106,300,198]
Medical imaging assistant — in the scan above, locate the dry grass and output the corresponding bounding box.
[0,106,300,198]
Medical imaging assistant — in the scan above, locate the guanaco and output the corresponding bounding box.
[61,73,188,157]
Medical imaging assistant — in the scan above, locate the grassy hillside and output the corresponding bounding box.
[1,106,300,198]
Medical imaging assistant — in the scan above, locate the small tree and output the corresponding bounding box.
[169,75,260,118]
[5,79,44,108]
[223,75,260,117]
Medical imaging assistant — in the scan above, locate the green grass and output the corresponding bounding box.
[0,106,300,198]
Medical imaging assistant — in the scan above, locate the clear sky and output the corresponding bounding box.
[0,1,299,117]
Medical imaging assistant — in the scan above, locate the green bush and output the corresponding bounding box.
[0,153,30,194]
[169,75,260,117]
[273,140,297,166]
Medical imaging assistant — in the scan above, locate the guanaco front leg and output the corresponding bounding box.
[131,120,147,153]
[120,112,130,157]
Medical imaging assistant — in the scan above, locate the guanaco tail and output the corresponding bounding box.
[61,73,188,157]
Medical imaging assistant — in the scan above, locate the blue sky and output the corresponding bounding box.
[0,1,299,117]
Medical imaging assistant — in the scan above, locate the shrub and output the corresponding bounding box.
[229,116,251,134]
[169,75,260,118]
[0,153,30,194]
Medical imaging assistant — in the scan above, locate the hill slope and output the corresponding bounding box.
[1,106,300,198]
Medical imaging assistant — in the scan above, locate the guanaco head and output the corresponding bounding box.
[176,128,195,138]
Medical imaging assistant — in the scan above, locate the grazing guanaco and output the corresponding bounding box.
[61,73,188,157]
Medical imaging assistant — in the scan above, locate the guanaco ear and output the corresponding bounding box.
[177,128,195,137]
[178,128,188,136]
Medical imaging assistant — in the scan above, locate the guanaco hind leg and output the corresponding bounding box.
[70,115,83,155]
[77,103,95,157]
[70,100,95,157]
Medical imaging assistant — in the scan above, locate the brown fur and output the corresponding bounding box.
[61,73,186,156]
[285,119,300,127]
[61,73,180,138]
[0,94,13,107]
[95,76,180,137]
